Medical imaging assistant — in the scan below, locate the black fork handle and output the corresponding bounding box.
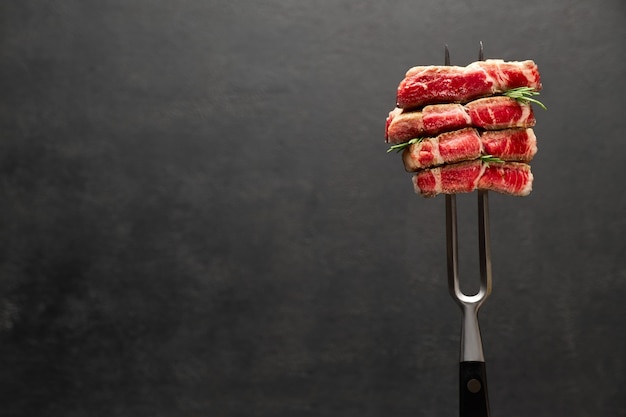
[460,361,491,417]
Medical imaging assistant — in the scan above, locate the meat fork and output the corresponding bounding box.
[445,42,492,417]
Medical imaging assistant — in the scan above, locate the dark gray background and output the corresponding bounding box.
[1,1,624,416]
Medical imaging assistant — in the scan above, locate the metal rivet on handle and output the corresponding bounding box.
[467,378,482,393]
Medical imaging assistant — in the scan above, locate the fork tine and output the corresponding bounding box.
[444,44,492,305]
[446,194,459,302]
[443,45,458,303]
[477,41,492,300]
[478,190,493,299]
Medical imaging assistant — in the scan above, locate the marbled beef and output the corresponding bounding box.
[465,96,535,130]
[402,128,481,171]
[402,128,536,172]
[481,128,537,163]
[386,96,535,144]
[396,59,541,109]
[413,160,533,197]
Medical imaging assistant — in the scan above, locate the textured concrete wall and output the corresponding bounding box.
[0,1,624,416]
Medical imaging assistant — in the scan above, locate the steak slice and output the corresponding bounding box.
[464,96,536,130]
[478,162,534,197]
[481,128,537,163]
[414,160,484,197]
[396,59,541,109]
[386,96,535,144]
[422,103,472,138]
[413,160,533,197]
[386,104,469,143]
[385,107,426,144]
[402,128,537,172]
[402,128,482,171]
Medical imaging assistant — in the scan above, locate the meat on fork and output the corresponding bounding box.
[465,96,536,130]
[402,128,482,171]
[396,59,541,110]
[481,128,537,163]
[477,161,534,197]
[386,96,536,144]
[402,128,537,172]
[386,104,470,144]
[413,160,533,197]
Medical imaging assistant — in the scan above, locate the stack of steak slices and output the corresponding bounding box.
[386,59,542,197]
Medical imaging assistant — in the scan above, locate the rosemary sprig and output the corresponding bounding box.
[504,87,547,110]
[480,154,505,164]
[387,137,423,153]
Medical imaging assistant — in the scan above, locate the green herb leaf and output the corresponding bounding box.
[387,138,423,153]
[504,87,547,110]
[480,154,505,164]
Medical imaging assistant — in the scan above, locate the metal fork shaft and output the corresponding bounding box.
[446,192,491,362]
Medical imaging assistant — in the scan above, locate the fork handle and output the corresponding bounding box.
[460,361,491,417]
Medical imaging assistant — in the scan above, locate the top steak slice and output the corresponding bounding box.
[386,96,535,143]
[396,59,541,109]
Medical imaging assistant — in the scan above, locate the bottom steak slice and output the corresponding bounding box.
[413,160,533,197]
[478,161,534,196]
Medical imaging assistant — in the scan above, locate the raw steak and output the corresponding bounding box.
[386,104,470,144]
[402,128,536,172]
[413,160,533,197]
[386,96,535,144]
[478,162,534,197]
[481,128,537,163]
[402,128,482,171]
[465,96,536,130]
[396,59,541,109]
